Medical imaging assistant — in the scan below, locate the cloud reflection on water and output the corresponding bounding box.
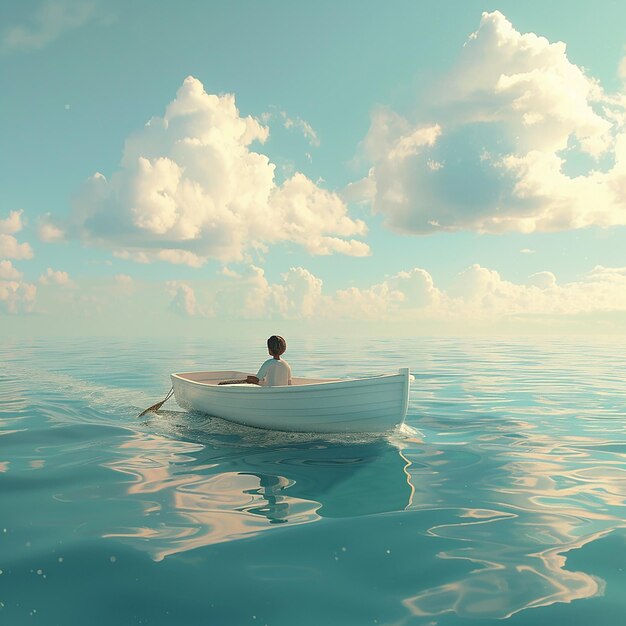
[398,357,626,621]
[104,419,416,561]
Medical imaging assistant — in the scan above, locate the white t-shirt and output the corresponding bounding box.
[256,358,292,386]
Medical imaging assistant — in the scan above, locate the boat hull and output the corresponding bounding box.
[171,369,411,433]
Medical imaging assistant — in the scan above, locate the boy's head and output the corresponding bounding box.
[267,335,287,357]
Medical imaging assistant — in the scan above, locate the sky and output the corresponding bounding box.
[2,0,626,337]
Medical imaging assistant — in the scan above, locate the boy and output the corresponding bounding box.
[247,335,292,386]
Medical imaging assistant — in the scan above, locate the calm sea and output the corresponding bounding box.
[1,336,625,625]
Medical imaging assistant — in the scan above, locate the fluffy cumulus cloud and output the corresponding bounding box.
[212,265,323,319]
[274,266,323,317]
[0,210,24,234]
[332,268,441,320]
[0,210,34,259]
[56,76,368,266]
[166,265,324,320]
[0,260,22,280]
[355,11,626,235]
[447,264,626,319]
[167,281,212,318]
[38,267,73,286]
[0,211,36,313]
[346,263,626,322]
[0,259,36,315]
[0,280,37,314]
[166,263,626,326]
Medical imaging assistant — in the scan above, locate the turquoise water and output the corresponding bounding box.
[1,337,625,625]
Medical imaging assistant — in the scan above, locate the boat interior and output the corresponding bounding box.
[174,371,341,386]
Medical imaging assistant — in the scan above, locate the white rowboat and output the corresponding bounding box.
[170,368,412,433]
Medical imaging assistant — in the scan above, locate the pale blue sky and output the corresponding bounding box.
[2,0,626,335]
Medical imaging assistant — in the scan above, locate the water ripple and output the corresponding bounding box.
[1,337,625,625]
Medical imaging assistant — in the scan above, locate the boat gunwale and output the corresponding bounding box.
[171,370,407,393]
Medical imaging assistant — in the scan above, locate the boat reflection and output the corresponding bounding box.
[241,474,292,524]
[104,413,417,561]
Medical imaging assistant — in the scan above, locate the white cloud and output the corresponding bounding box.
[155,249,205,267]
[166,281,212,317]
[453,12,611,156]
[273,267,323,318]
[0,210,24,234]
[170,265,324,320]
[37,213,65,242]
[0,260,23,280]
[357,11,626,235]
[114,274,133,286]
[220,266,240,278]
[0,210,34,259]
[56,76,367,266]
[280,111,320,147]
[528,271,557,289]
[332,268,441,320]
[214,265,272,319]
[172,262,626,325]
[38,267,73,286]
[0,234,33,260]
[364,113,441,162]
[173,265,441,321]
[0,280,36,314]
[350,263,626,322]
[113,250,150,264]
[331,283,399,320]
[261,108,320,146]
[112,273,135,296]
[1,0,99,53]
[269,173,369,257]
[0,212,36,312]
[341,174,376,205]
[447,263,626,318]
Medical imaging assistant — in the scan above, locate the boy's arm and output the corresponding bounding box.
[248,360,268,385]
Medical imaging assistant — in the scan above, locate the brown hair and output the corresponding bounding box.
[267,335,287,357]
